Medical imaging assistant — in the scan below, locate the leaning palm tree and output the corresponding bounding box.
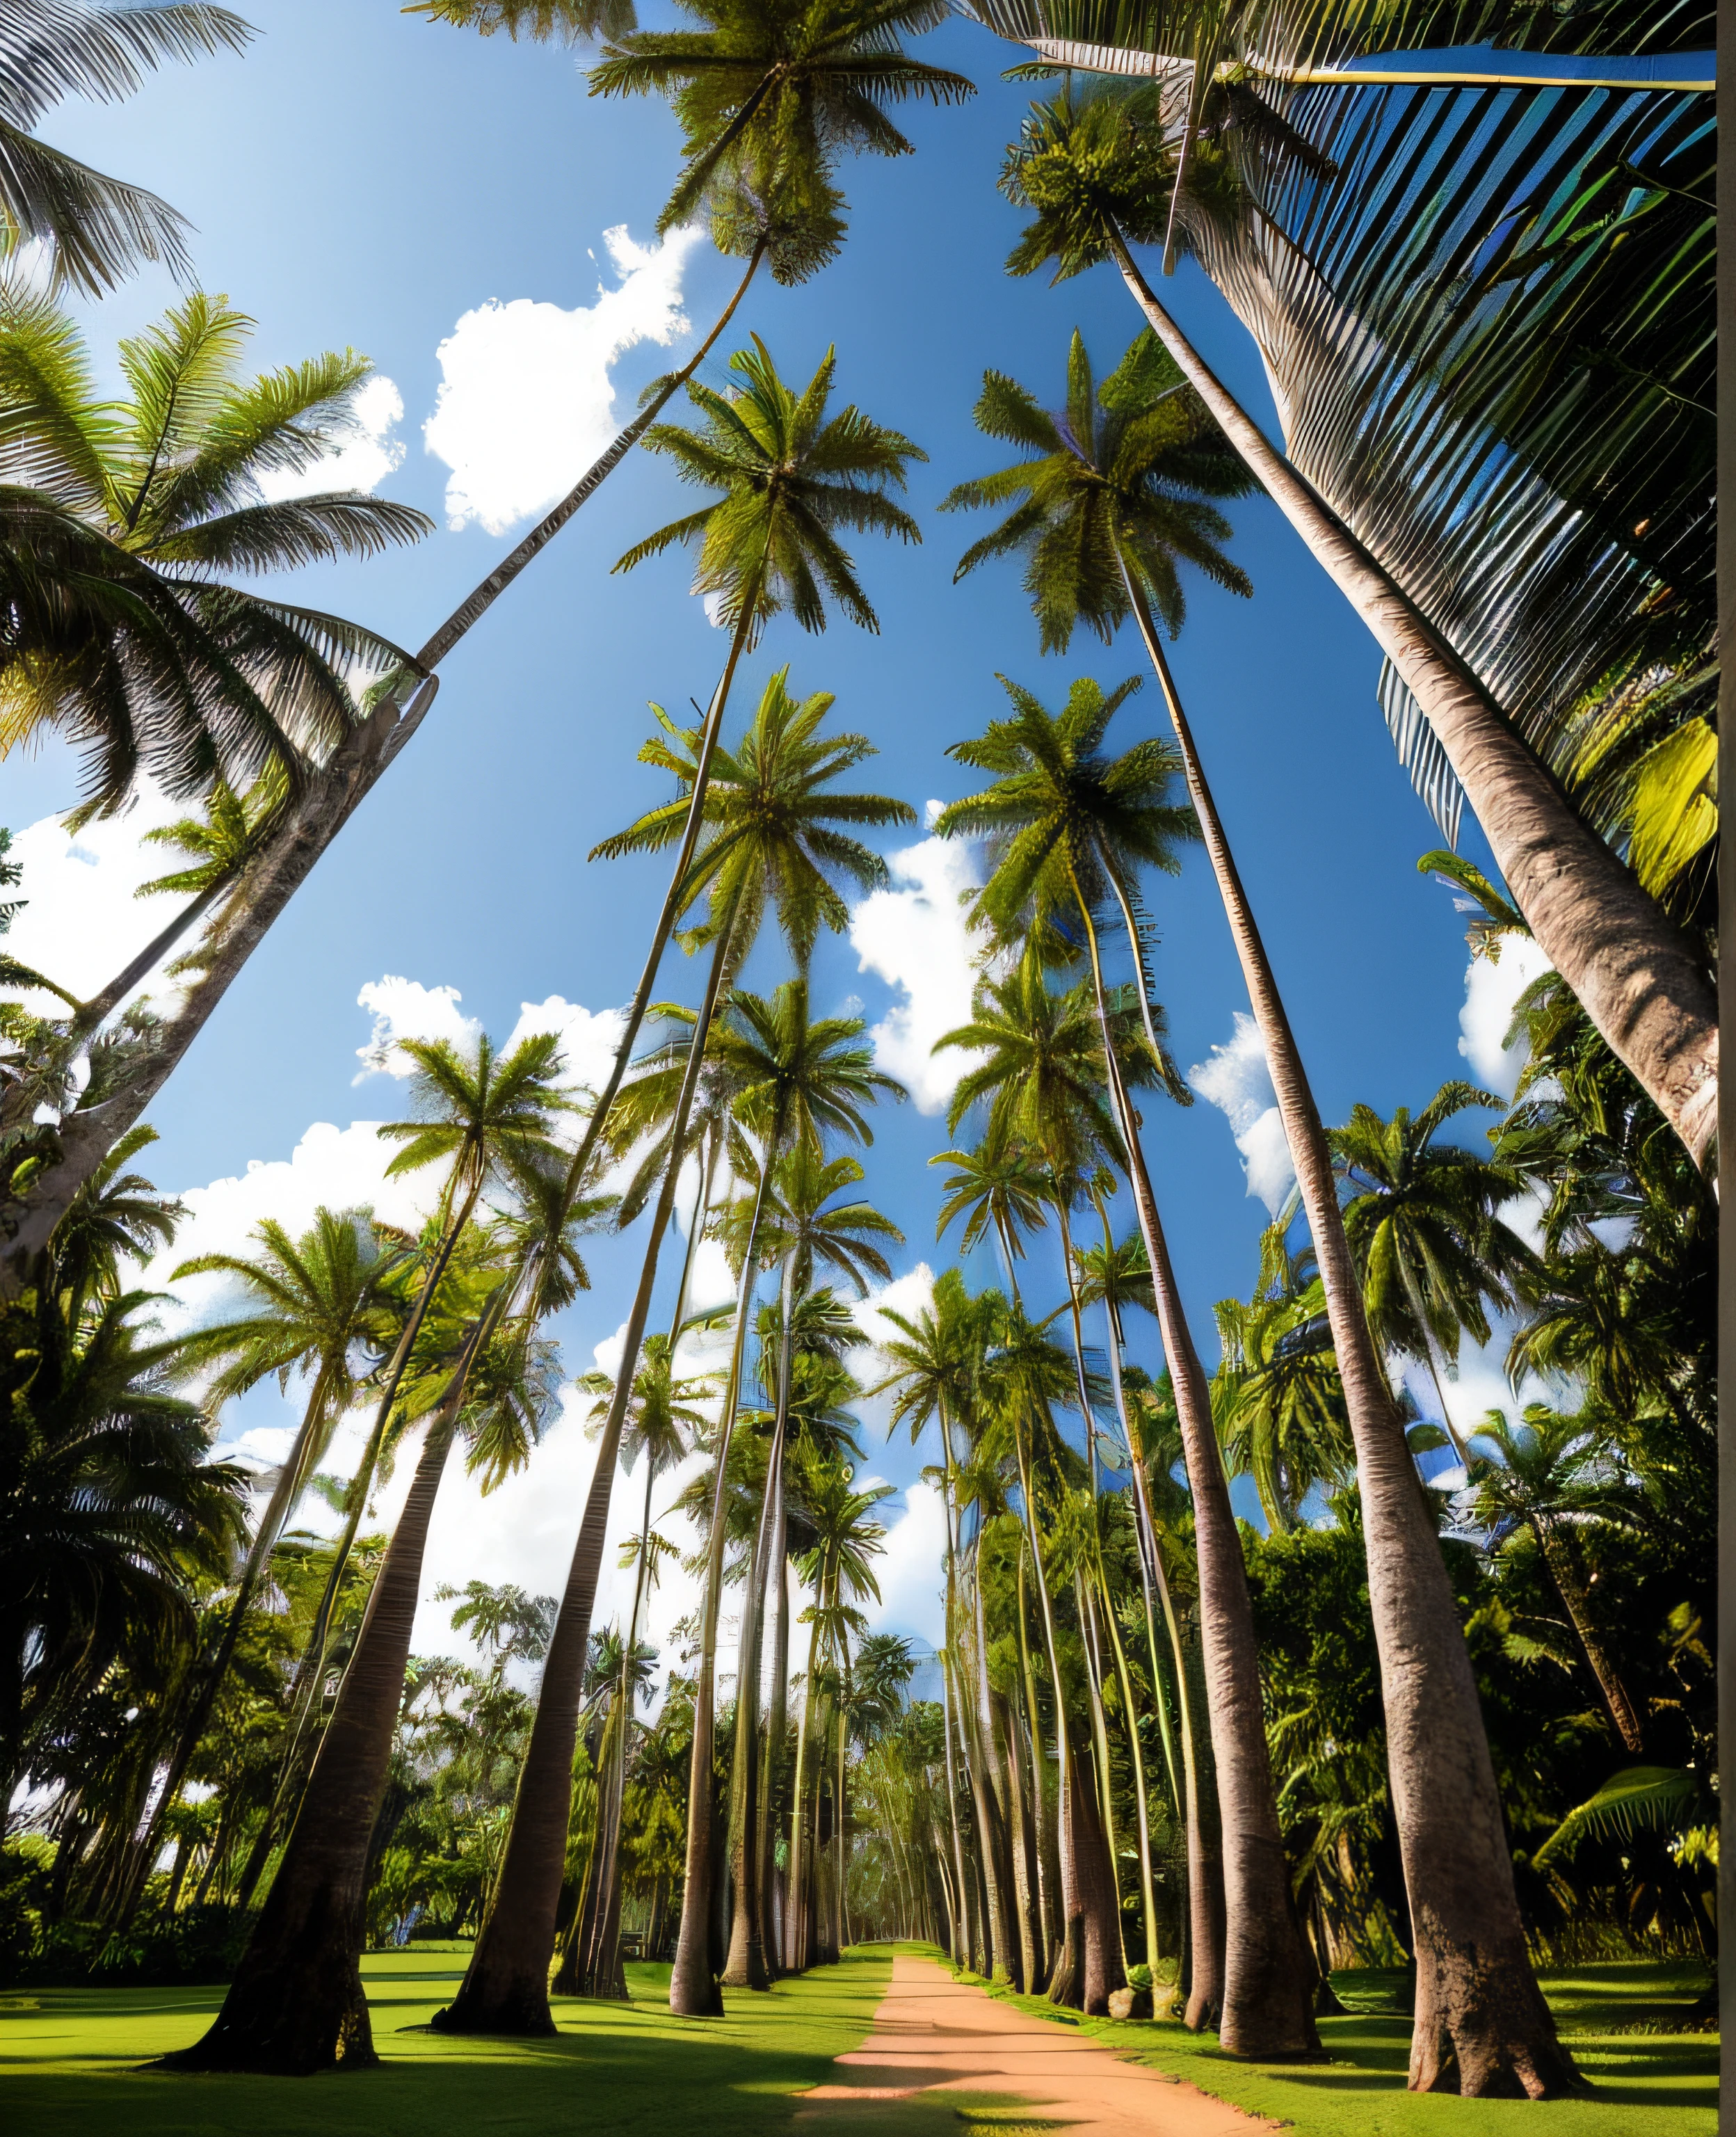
[1458,1404,1645,1754]
[1333,1084,1542,1461]
[0,289,431,812]
[935,678,1317,2051]
[160,1030,569,2074]
[3,0,969,1279]
[439,616,913,2044]
[940,298,1580,2084]
[993,83,1715,1180]
[0,1,250,294]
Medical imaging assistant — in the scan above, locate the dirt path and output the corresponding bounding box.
[798,1954,1275,2135]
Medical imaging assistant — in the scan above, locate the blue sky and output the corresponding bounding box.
[10,2,1537,1652]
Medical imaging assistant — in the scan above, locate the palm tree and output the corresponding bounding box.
[590,0,974,245]
[0,290,431,811]
[930,1131,1050,1301]
[935,677,1316,2050]
[4,0,967,1274]
[717,1144,901,1986]
[994,81,1717,1177]
[787,1450,890,1967]
[1212,1233,1355,1532]
[0,1,250,294]
[940,285,1576,2083]
[161,1032,568,2074]
[1459,1406,1645,1754]
[440,638,910,2038]
[1333,1084,1541,1462]
[112,1209,412,1912]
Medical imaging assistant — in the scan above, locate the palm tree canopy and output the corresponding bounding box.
[590,0,974,266]
[1212,1236,1353,1531]
[590,664,915,961]
[0,1,251,295]
[577,1330,719,1477]
[935,673,1196,1020]
[722,1145,904,1295]
[1332,1079,1542,1363]
[709,975,906,1158]
[0,292,431,812]
[612,336,924,638]
[929,1132,1050,1265]
[408,1,636,38]
[941,326,1253,650]
[1457,1402,1639,1551]
[376,1030,574,1213]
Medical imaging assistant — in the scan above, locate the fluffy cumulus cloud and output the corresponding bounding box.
[5,783,195,1010]
[849,810,982,1115]
[861,1479,947,1650]
[255,373,406,502]
[353,975,480,1080]
[1457,937,1554,1100]
[1188,1011,1296,1215]
[424,225,706,536]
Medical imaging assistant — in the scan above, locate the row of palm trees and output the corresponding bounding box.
[0,0,1710,2108]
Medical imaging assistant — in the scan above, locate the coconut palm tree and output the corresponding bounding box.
[160,1032,569,2074]
[1459,1405,1645,1754]
[716,1144,901,1985]
[0,289,431,811]
[670,982,900,2009]
[941,290,1577,2085]
[441,637,912,2040]
[787,1449,890,1966]
[1212,1233,1355,1531]
[935,677,1316,2051]
[589,0,975,243]
[1333,1084,1542,1461]
[930,1131,1050,1301]
[0,1,250,294]
[993,81,1716,1181]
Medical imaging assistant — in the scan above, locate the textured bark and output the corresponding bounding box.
[965,1538,1021,1985]
[1074,874,1317,2057]
[669,1150,777,2015]
[437,921,736,2036]
[156,1331,479,2073]
[1111,230,1717,1169]
[1112,589,1577,2091]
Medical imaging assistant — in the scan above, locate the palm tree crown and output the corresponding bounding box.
[613,336,924,638]
[940,326,1253,652]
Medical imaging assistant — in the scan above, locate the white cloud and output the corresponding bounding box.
[353,975,479,1080]
[506,994,627,1103]
[1457,938,1554,1101]
[849,813,982,1115]
[862,1480,947,1649]
[256,374,406,502]
[424,224,707,536]
[4,783,194,1011]
[1188,1011,1296,1215]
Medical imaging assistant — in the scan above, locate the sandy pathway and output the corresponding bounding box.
[798,1954,1275,2135]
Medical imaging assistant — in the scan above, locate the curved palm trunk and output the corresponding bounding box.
[1,246,771,1291]
[669,1144,778,2015]
[1107,233,1716,1171]
[437,916,739,2037]
[936,1640,971,1965]
[1533,1519,1645,1755]
[786,1583,826,1971]
[159,1307,492,2073]
[1071,871,1317,2056]
[1096,1553,1161,1978]
[1112,586,1577,2092]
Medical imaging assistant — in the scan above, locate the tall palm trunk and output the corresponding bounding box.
[159,1305,495,2073]
[1095,1552,1161,1978]
[1107,231,1716,1171]
[755,1283,796,1976]
[1532,1518,1645,1755]
[1111,582,1577,2090]
[124,1178,479,1925]
[1070,867,1317,2056]
[786,1582,826,1971]
[669,1142,778,2015]
[1015,1544,1062,1969]
[3,246,771,1290]
[437,909,739,2036]
[936,1640,971,1965]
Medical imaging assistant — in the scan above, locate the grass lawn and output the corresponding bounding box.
[0,1942,897,2137]
[981,1956,1717,2137]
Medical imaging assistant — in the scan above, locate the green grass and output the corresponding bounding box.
[0,1943,896,2137]
[1,1942,1715,2137]
[979,1958,1717,2137]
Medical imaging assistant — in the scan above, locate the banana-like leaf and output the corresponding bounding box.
[1532,1763,1701,1868]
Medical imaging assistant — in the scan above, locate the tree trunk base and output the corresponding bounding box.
[1409,1951,1587,2097]
[154,1889,376,2076]
[428,1972,557,2038]
[669,1974,725,2017]
[1047,1917,1084,2010]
